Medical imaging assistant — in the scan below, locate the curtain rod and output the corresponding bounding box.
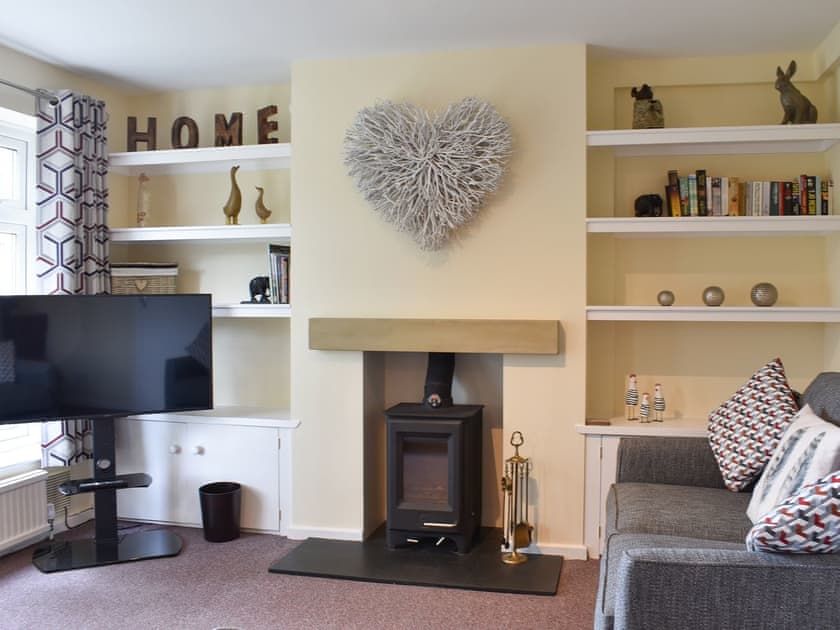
[0,78,59,106]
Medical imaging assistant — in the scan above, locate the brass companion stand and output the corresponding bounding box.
[501,431,533,565]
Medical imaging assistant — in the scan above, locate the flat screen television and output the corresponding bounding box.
[0,293,213,572]
[0,293,213,424]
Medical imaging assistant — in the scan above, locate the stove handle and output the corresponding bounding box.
[423,521,457,528]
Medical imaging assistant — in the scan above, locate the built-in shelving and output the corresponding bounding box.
[109,143,292,175]
[586,306,840,322]
[128,405,299,429]
[587,215,840,237]
[577,415,707,437]
[110,223,291,244]
[213,303,290,319]
[586,123,840,157]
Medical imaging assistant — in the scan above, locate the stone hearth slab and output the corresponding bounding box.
[268,526,562,595]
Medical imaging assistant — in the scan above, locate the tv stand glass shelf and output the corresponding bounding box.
[31,416,181,573]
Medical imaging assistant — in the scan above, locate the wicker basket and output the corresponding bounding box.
[111,263,178,295]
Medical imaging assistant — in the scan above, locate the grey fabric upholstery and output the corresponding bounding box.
[604,483,752,542]
[597,533,746,627]
[595,373,840,630]
[801,372,840,427]
[614,546,840,630]
[616,437,725,489]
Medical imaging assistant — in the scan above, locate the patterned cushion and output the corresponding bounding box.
[0,340,15,384]
[708,357,799,492]
[747,405,840,523]
[746,470,840,553]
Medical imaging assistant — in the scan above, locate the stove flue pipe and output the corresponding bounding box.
[423,352,455,408]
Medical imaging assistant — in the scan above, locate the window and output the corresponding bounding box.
[0,106,34,294]
[0,106,38,474]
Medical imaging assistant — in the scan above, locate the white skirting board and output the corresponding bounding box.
[522,542,589,561]
[285,526,365,542]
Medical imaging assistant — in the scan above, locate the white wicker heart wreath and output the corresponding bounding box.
[344,97,512,250]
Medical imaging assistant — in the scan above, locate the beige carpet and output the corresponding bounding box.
[0,523,599,630]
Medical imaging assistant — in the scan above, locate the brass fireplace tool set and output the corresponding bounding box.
[501,430,533,564]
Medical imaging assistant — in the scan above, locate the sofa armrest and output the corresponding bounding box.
[616,437,725,489]
[614,547,840,630]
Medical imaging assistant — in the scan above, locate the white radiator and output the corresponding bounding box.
[0,469,49,556]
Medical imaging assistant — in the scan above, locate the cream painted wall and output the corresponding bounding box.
[290,45,588,548]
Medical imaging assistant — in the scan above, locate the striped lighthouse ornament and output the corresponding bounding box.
[625,373,639,421]
[654,383,666,422]
[639,392,651,423]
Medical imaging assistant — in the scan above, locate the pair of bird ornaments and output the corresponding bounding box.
[222,165,272,225]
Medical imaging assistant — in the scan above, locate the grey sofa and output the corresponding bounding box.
[594,372,840,630]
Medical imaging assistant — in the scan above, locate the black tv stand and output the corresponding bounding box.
[32,416,182,573]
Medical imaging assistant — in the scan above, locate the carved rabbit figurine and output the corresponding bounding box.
[223,165,242,225]
[775,60,818,124]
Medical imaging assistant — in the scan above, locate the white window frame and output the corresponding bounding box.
[0,105,39,475]
[0,105,36,295]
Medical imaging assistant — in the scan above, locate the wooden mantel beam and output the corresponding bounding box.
[308,318,562,355]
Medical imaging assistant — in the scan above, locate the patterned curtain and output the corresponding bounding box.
[36,90,110,295]
[41,420,93,466]
[36,90,110,464]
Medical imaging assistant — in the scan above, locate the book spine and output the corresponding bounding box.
[761,181,770,216]
[737,180,746,216]
[667,170,681,217]
[688,174,698,216]
[791,180,801,215]
[696,169,707,216]
[769,181,779,216]
[679,176,689,216]
[800,175,809,214]
[752,181,762,216]
[807,175,817,215]
[829,178,835,215]
[711,177,722,216]
[720,177,729,217]
[817,176,826,215]
[782,181,792,216]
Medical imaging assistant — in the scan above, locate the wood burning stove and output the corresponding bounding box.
[385,353,483,553]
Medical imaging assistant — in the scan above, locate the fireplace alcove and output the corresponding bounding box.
[308,317,562,546]
[267,318,565,594]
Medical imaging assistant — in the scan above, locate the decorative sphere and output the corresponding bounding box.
[702,286,725,307]
[751,282,778,307]
[657,290,675,306]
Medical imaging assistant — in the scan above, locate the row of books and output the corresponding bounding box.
[268,243,290,304]
[665,170,834,217]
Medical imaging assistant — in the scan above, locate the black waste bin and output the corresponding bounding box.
[199,481,241,542]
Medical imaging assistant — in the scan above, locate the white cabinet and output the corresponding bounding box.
[576,417,707,558]
[109,145,296,533]
[115,410,299,533]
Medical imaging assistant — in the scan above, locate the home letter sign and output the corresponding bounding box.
[171,116,199,149]
[215,112,243,146]
[126,106,279,151]
[127,117,157,151]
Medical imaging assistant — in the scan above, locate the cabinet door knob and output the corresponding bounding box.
[169,444,181,454]
[192,445,205,455]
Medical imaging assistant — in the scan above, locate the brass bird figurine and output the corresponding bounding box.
[255,186,272,224]
[223,165,242,225]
